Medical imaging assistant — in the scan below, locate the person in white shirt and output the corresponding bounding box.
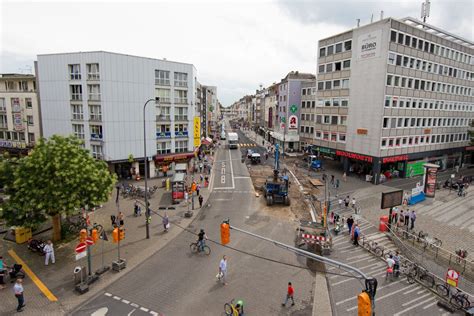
[44,240,55,265]
[219,255,228,285]
[386,255,395,281]
[13,278,25,312]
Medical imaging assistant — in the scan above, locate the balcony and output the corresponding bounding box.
[174,116,188,121]
[156,131,171,139]
[90,133,103,141]
[155,79,170,86]
[157,115,171,122]
[69,74,81,80]
[89,114,102,122]
[174,131,188,138]
[88,94,101,102]
[71,95,83,102]
[174,81,187,88]
[174,98,188,104]
[158,97,171,104]
[87,73,100,81]
[0,107,6,113]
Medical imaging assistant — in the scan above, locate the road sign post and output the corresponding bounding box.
[446,268,459,287]
[96,230,110,275]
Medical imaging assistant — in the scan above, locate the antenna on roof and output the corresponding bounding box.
[356,19,360,27]
[380,10,384,20]
[421,0,431,23]
[371,13,374,23]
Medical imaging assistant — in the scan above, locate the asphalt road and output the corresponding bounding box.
[73,120,315,316]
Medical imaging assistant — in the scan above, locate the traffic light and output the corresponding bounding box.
[358,291,371,316]
[220,223,230,245]
[91,228,98,243]
[80,229,88,243]
[119,228,125,241]
[112,227,119,243]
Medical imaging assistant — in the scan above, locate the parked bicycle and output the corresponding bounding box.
[406,264,435,288]
[436,283,471,309]
[362,236,384,257]
[417,231,442,249]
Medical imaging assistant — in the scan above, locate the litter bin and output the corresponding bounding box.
[14,227,32,244]
[74,266,87,285]
[379,216,389,232]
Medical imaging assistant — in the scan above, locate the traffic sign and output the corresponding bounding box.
[446,268,459,287]
[75,242,87,253]
[86,236,94,246]
[290,104,298,114]
[75,250,87,261]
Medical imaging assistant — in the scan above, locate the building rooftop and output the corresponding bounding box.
[0,73,35,79]
[283,71,316,81]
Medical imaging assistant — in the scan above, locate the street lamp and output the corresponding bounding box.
[143,97,160,239]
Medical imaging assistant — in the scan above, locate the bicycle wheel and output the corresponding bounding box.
[420,273,435,288]
[436,284,449,297]
[451,295,470,309]
[203,245,211,256]
[433,239,442,248]
[375,247,384,257]
[189,243,198,253]
[407,272,416,284]
[224,303,234,316]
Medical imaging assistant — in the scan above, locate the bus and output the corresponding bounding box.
[228,132,239,149]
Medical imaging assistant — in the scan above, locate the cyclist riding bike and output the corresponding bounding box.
[197,229,208,252]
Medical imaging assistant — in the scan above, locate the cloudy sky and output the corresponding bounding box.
[0,0,472,106]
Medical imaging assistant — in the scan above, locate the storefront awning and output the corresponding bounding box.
[154,148,199,164]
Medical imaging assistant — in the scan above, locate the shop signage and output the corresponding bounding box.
[357,29,382,60]
[288,115,298,130]
[382,155,408,164]
[317,147,335,155]
[357,128,368,135]
[156,131,171,139]
[336,150,373,163]
[407,161,425,177]
[290,104,298,114]
[466,146,474,151]
[0,140,27,149]
[155,149,198,164]
[174,131,188,137]
[13,113,24,131]
[193,117,201,147]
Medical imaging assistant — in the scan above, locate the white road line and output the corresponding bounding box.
[122,299,130,304]
[140,307,149,312]
[228,149,235,189]
[113,296,121,300]
[402,292,431,306]
[104,292,112,297]
[346,283,418,311]
[234,176,250,179]
[131,303,139,308]
[213,187,234,190]
[336,279,405,306]
[149,312,159,316]
[394,297,436,315]
[422,301,438,309]
[403,285,422,294]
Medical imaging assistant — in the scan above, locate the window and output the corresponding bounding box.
[71,104,83,120]
[324,100,331,106]
[326,63,333,72]
[28,132,35,144]
[302,89,306,96]
[316,115,322,124]
[331,133,337,141]
[383,117,389,128]
[157,141,171,154]
[175,140,188,153]
[72,124,85,139]
[319,47,326,57]
[332,98,340,106]
[388,53,396,65]
[89,105,102,121]
[88,84,101,101]
[339,134,346,142]
[90,125,103,140]
[390,30,397,42]
[300,126,305,133]
[325,81,332,90]
[318,65,325,73]
[335,43,342,53]
[0,114,7,128]
[411,37,417,48]
[343,60,351,69]
[381,139,387,147]
[0,98,6,111]
[386,75,393,86]
[342,79,349,89]
[156,88,171,103]
[70,85,82,100]
[323,115,330,124]
[335,62,341,71]
[174,90,188,104]
[318,82,324,90]
[174,72,188,87]
[69,64,81,80]
[91,145,103,159]
[333,80,340,88]
[397,33,404,44]
[344,40,352,51]
[331,116,338,125]
[405,35,411,46]
[175,107,188,120]
[327,45,334,55]
[87,63,100,80]
[316,131,322,138]
[155,70,170,85]
[396,55,402,66]
[25,98,33,108]
[340,115,347,125]
[323,132,329,140]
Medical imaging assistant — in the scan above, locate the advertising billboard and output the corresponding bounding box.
[193,117,201,147]
[424,164,439,198]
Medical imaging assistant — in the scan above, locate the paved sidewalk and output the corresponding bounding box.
[0,157,216,315]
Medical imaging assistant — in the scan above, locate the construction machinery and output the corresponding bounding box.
[263,144,290,206]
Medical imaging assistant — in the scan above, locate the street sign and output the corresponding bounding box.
[75,242,87,253]
[446,268,459,287]
[86,236,94,246]
[301,233,326,242]
[75,250,87,261]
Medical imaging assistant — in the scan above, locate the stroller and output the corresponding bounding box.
[9,264,26,282]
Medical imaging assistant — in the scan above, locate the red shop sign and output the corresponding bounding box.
[336,150,373,163]
[382,155,408,164]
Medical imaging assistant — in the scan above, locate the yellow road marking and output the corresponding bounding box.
[8,249,58,302]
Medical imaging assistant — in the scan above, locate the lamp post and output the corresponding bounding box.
[143,97,160,239]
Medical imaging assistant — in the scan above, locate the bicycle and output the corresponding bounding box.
[89,222,104,235]
[190,241,211,255]
[450,288,471,310]
[224,299,242,316]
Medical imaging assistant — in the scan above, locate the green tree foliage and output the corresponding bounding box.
[1,135,116,240]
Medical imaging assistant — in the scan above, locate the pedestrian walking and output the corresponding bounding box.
[344,196,350,208]
[351,197,357,210]
[118,211,124,227]
[399,210,404,227]
[330,175,335,186]
[198,194,204,208]
[0,256,6,289]
[196,184,201,196]
[110,215,116,228]
[410,210,416,230]
[44,240,55,265]
[199,162,203,173]
[282,282,295,307]
[13,278,25,312]
[204,175,209,187]
[391,207,398,224]
[265,152,268,160]
[338,197,343,210]
[403,192,408,206]
[353,224,360,246]
[347,216,354,235]
[134,200,141,217]
[335,179,340,189]
[343,172,347,182]
[162,213,169,232]
[218,255,228,285]
[404,209,410,228]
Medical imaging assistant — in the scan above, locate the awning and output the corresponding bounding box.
[201,137,213,145]
[154,148,199,164]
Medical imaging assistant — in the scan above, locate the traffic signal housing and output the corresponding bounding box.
[112,227,119,243]
[91,228,98,243]
[358,291,371,316]
[80,229,88,243]
[119,228,125,241]
[220,223,230,245]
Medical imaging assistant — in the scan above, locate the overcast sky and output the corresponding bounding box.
[1,0,472,106]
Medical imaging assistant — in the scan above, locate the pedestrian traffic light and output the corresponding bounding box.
[220,222,230,245]
[119,228,125,241]
[80,229,88,243]
[357,291,371,316]
[91,228,98,243]
[112,227,119,243]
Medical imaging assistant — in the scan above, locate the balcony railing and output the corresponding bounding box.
[155,79,170,86]
[71,95,83,101]
[90,133,103,141]
[174,131,188,138]
[158,97,171,103]
[0,107,6,112]
[0,124,7,129]
[89,94,101,101]
[72,114,84,120]
[90,114,102,122]
[87,73,100,80]
[174,116,188,121]
[156,131,172,139]
[70,74,81,80]
[174,81,187,87]
[157,115,171,121]
[174,98,188,104]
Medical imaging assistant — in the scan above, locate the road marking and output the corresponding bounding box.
[7,249,58,302]
[113,295,121,300]
[234,176,251,179]
[423,301,438,309]
[228,149,235,189]
[402,292,431,306]
[150,312,159,316]
[131,303,139,308]
[127,309,136,316]
[394,297,436,315]
[105,292,112,297]
[337,279,406,305]
[140,307,149,312]
[346,283,418,311]
[91,307,109,316]
[403,285,422,294]
[122,299,130,304]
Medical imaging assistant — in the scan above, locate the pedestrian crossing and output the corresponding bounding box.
[326,210,444,315]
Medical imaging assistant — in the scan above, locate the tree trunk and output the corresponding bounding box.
[52,214,61,241]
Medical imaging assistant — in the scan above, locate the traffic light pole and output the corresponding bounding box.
[227,223,377,314]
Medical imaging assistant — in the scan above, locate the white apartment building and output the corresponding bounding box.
[36,51,197,179]
[312,17,474,184]
[0,74,41,155]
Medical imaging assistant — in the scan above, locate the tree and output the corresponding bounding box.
[1,135,116,241]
